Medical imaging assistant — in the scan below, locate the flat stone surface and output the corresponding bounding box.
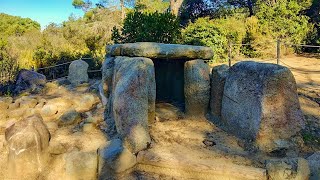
[221,61,305,152]
[106,42,214,60]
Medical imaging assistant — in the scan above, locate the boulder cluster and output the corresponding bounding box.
[0,42,317,179]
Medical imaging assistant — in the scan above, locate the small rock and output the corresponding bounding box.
[98,139,136,176]
[7,108,26,119]
[266,158,310,180]
[74,93,99,112]
[49,141,67,155]
[41,104,58,118]
[45,121,58,134]
[58,110,81,126]
[83,123,96,132]
[64,151,98,180]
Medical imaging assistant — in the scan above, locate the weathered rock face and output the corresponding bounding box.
[5,115,50,179]
[210,65,229,118]
[106,42,214,60]
[266,158,310,180]
[221,61,305,152]
[68,60,89,85]
[98,139,136,178]
[112,57,155,153]
[307,152,320,180]
[14,69,46,94]
[184,60,210,117]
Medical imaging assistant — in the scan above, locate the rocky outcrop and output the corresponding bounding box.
[14,69,46,94]
[210,65,229,118]
[68,60,89,85]
[221,61,305,152]
[112,56,155,153]
[184,60,210,117]
[5,115,50,179]
[266,158,310,180]
[106,42,214,60]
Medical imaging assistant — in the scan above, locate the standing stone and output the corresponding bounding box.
[210,64,229,118]
[5,115,50,179]
[266,158,310,180]
[102,57,117,137]
[68,60,89,85]
[112,57,155,153]
[184,60,210,117]
[221,61,305,152]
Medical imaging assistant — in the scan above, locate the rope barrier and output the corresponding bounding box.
[88,69,102,73]
[283,43,320,48]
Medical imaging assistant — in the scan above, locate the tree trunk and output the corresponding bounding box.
[170,0,184,16]
[248,0,254,16]
[121,0,125,21]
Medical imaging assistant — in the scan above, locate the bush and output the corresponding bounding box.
[112,11,181,44]
[182,17,246,62]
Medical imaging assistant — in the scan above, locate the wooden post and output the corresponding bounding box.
[228,42,232,67]
[277,39,280,65]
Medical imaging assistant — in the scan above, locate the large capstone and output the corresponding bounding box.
[184,60,210,117]
[210,64,229,118]
[106,42,214,60]
[68,59,89,85]
[221,61,305,152]
[106,56,155,153]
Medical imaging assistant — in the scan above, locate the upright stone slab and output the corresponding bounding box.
[184,60,210,117]
[68,60,89,85]
[221,61,305,152]
[112,56,156,153]
[102,57,117,137]
[210,65,229,118]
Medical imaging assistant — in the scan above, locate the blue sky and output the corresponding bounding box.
[0,0,90,29]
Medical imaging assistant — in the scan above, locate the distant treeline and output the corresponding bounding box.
[0,0,319,72]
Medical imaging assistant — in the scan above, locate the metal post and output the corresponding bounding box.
[277,39,280,65]
[228,42,232,67]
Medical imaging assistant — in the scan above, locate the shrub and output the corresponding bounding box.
[112,11,181,44]
[182,17,246,62]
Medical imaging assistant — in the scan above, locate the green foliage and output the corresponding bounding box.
[182,17,246,62]
[0,13,40,37]
[112,11,181,43]
[135,0,170,13]
[256,0,311,44]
